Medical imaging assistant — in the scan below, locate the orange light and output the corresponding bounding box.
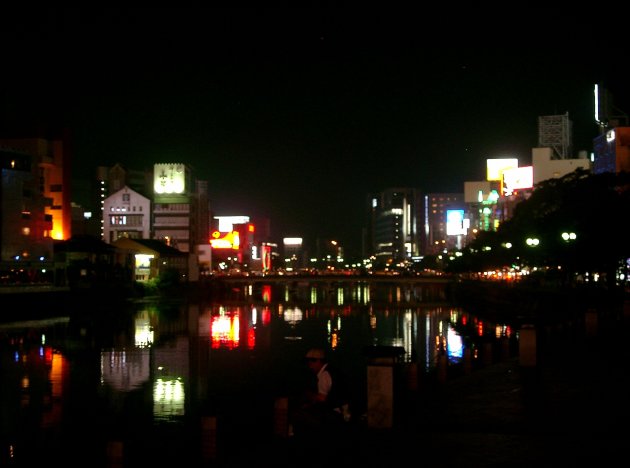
[210,231,241,250]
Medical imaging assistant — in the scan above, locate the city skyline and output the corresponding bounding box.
[1,8,628,257]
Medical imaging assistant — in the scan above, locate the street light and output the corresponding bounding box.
[561,232,576,242]
[526,238,540,246]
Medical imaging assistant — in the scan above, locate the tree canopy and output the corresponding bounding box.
[446,169,630,288]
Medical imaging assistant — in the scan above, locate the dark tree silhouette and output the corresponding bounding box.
[447,169,630,289]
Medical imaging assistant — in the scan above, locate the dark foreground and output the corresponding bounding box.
[220,300,630,467]
[3,290,628,467]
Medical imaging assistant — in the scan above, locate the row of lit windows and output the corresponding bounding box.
[110,215,144,226]
[109,206,143,212]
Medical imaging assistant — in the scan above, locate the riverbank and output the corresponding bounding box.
[449,279,626,325]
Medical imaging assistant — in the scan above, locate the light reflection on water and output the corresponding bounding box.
[0,281,517,465]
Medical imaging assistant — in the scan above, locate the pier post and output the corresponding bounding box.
[201,416,217,461]
[519,325,536,367]
[106,440,123,468]
[274,397,290,437]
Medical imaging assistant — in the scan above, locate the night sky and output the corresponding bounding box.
[1,8,628,257]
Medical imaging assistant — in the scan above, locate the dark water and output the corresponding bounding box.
[0,281,519,466]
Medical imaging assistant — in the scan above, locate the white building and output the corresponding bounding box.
[532,147,591,185]
[103,185,151,243]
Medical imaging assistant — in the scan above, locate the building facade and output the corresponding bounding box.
[592,127,630,175]
[0,136,71,242]
[368,188,424,268]
[0,148,54,267]
[103,186,151,243]
[152,162,209,254]
[424,192,465,256]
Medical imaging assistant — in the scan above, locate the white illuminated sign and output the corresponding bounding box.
[487,158,518,182]
[154,163,186,194]
[446,210,466,236]
[502,166,533,195]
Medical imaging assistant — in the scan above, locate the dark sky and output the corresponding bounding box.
[1,8,628,257]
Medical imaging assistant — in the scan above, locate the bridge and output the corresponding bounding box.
[206,273,455,305]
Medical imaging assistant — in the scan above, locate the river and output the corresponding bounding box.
[0,279,563,466]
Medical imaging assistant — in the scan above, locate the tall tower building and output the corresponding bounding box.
[368,188,424,268]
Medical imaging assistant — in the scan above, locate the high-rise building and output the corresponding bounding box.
[0,136,71,242]
[0,147,54,269]
[368,188,424,268]
[424,192,465,256]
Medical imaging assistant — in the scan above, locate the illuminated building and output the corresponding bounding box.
[152,163,209,255]
[112,237,188,282]
[103,186,151,243]
[0,136,71,242]
[210,216,259,273]
[368,188,425,266]
[592,83,629,175]
[592,127,630,175]
[95,163,152,240]
[424,192,465,256]
[0,136,71,280]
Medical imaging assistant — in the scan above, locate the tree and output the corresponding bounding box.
[448,169,630,288]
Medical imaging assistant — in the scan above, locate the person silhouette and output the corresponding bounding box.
[289,348,350,438]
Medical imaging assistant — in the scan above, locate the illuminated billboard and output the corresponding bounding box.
[215,216,250,232]
[154,163,186,194]
[486,158,518,181]
[446,209,467,236]
[502,166,533,195]
[209,231,240,250]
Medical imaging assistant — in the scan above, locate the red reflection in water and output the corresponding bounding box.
[210,313,240,349]
[247,328,256,350]
[261,306,271,326]
[262,285,272,303]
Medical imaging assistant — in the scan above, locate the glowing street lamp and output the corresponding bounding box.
[526,238,540,247]
[561,232,576,242]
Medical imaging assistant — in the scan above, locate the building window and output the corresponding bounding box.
[111,215,127,225]
[123,193,130,202]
